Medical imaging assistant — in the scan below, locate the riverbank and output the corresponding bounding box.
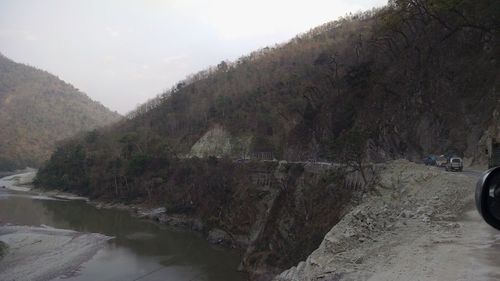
[0,174,112,281]
[0,169,37,192]
[0,178,247,281]
[16,161,494,281]
[1,170,244,262]
[0,171,212,243]
[0,225,111,281]
[32,160,368,280]
[0,167,36,179]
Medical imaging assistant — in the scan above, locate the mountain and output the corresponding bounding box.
[35,0,499,279]
[38,0,499,175]
[0,54,121,170]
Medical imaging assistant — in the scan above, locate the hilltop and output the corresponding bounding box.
[0,54,121,170]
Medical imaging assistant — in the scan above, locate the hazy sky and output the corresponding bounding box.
[0,0,386,114]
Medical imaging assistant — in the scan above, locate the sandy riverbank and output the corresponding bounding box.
[0,225,111,281]
[0,172,111,281]
[0,169,37,192]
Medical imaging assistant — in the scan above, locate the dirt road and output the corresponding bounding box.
[277,160,500,281]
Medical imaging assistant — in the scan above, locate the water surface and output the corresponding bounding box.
[0,184,246,281]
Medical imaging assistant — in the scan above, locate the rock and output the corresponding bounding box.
[151,207,166,214]
[138,207,166,220]
[365,217,373,225]
[393,221,405,228]
[421,215,430,223]
[207,228,232,245]
[416,206,434,216]
[191,218,204,232]
[400,210,412,218]
[158,215,191,228]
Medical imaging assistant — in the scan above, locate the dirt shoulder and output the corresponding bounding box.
[276,160,500,281]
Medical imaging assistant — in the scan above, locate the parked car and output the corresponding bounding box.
[423,155,437,166]
[445,157,463,172]
[436,155,448,167]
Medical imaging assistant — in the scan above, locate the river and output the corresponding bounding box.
[0,173,247,281]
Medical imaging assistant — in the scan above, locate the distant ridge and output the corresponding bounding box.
[0,54,121,170]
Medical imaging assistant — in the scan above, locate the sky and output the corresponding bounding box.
[0,0,387,114]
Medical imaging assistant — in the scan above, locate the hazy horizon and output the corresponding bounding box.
[0,0,386,114]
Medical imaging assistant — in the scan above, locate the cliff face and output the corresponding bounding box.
[189,124,252,158]
[38,146,371,280]
[232,163,371,281]
[116,160,373,281]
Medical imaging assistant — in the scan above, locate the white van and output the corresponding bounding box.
[445,157,463,172]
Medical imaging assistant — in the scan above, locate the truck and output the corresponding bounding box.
[486,138,500,169]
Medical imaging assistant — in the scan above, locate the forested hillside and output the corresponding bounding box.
[34,0,499,279]
[0,54,121,170]
[37,0,498,194]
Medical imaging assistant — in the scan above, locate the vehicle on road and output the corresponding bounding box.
[445,157,463,172]
[423,155,436,166]
[436,155,448,167]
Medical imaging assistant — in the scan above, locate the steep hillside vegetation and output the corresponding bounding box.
[0,54,121,170]
[36,0,498,279]
[37,0,499,191]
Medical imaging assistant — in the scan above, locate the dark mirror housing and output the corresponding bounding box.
[475,167,500,230]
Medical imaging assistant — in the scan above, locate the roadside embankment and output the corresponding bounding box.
[276,160,499,281]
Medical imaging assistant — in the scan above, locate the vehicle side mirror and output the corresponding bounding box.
[475,167,500,230]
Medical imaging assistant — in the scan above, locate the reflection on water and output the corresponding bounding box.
[0,188,247,281]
